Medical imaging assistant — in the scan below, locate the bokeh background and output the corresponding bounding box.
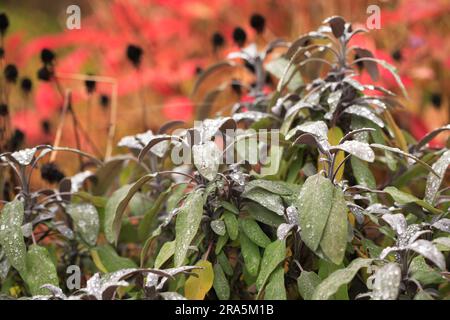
[1,0,449,175]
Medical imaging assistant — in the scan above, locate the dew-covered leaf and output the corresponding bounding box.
[432,218,450,234]
[244,180,293,196]
[351,157,377,203]
[277,223,296,240]
[0,200,26,274]
[223,211,238,241]
[297,270,321,300]
[10,147,37,166]
[320,186,348,265]
[245,203,284,228]
[213,263,230,300]
[298,174,334,251]
[211,220,226,236]
[266,56,303,92]
[264,266,286,300]
[154,240,175,269]
[25,245,59,296]
[408,239,446,270]
[331,140,375,163]
[312,258,372,300]
[184,260,214,300]
[424,150,450,205]
[174,189,205,267]
[240,218,271,248]
[239,232,260,277]
[256,240,286,292]
[192,141,222,181]
[381,213,407,236]
[409,255,445,285]
[286,121,328,141]
[371,263,401,300]
[243,188,285,216]
[66,203,99,246]
[344,105,384,128]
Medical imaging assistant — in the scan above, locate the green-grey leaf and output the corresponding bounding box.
[371,263,401,300]
[240,232,260,277]
[244,180,294,196]
[240,218,271,248]
[192,141,222,181]
[409,255,445,285]
[91,245,137,272]
[104,173,157,244]
[312,258,372,300]
[384,186,442,214]
[245,203,284,227]
[298,174,334,251]
[424,150,450,205]
[0,200,26,274]
[265,56,303,92]
[66,203,99,246]
[351,157,377,203]
[332,140,375,162]
[243,188,284,215]
[217,251,233,276]
[154,240,175,269]
[297,271,321,300]
[211,220,226,236]
[223,211,239,240]
[256,240,286,292]
[320,186,348,265]
[174,189,205,267]
[25,245,59,296]
[264,266,286,300]
[213,263,230,300]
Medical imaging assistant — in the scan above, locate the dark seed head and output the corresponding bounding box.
[391,49,402,62]
[85,77,96,94]
[40,162,65,184]
[0,47,4,58]
[211,32,225,50]
[232,27,247,47]
[0,13,9,35]
[9,129,25,150]
[250,13,266,33]
[0,103,8,116]
[40,48,55,65]
[99,94,110,109]
[37,66,52,81]
[195,66,203,75]
[4,64,18,83]
[41,119,51,134]
[20,77,32,93]
[126,44,143,67]
[430,93,442,109]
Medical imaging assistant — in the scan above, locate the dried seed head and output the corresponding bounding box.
[20,77,32,93]
[211,32,225,50]
[41,119,51,134]
[0,103,8,116]
[4,64,18,83]
[85,77,96,94]
[37,66,52,81]
[430,93,442,109]
[0,12,9,35]
[40,48,55,65]
[9,129,25,150]
[250,13,266,33]
[99,94,110,109]
[232,27,247,47]
[41,162,65,184]
[391,49,402,62]
[126,44,143,67]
